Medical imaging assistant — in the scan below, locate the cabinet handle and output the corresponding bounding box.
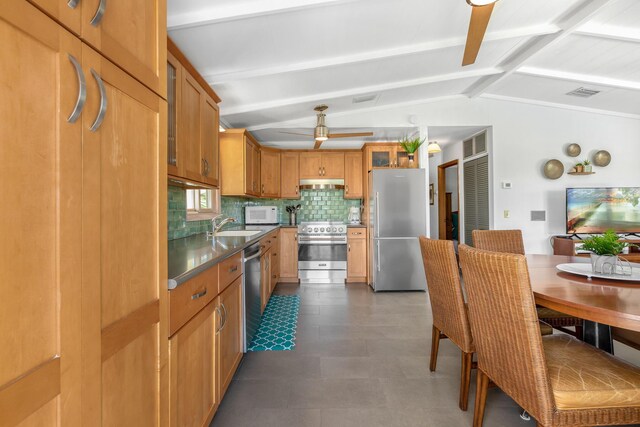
[90,0,106,26]
[295,185,298,195]
[318,167,321,176]
[345,184,349,194]
[272,274,277,279]
[348,244,351,252]
[205,159,210,176]
[67,0,79,9]
[229,265,238,273]
[67,54,86,124]
[220,303,228,332]
[294,233,298,239]
[215,306,222,334]
[352,232,363,235]
[191,289,207,300]
[89,69,107,132]
[273,253,277,256]
[262,184,265,194]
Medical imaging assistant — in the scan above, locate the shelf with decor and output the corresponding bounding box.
[567,172,596,176]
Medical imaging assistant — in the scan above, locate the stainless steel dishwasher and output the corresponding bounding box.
[243,242,262,351]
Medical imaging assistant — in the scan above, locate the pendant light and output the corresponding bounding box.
[427,141,442,154]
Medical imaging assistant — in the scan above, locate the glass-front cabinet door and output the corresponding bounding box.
[369,147,393,169]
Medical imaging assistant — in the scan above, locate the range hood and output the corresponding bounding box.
[299,179,345,190]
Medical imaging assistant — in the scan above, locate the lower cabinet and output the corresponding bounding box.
[217,276,244,398]
[260,249,272,313]
[169,302,219,427]
[347,228,368,282]
[279,228,299,282]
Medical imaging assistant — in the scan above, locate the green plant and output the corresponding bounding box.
[575,162,583,167]
[399,135,426,154]
[583,159,591,165]
[581,229,636,255]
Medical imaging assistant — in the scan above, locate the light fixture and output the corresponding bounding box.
[466,0,498,6]
[427,141,442,154]
[314,124,329,141]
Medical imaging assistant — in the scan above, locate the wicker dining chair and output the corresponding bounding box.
[419,237,552,411]
[472,229,583,338]
[459,244,640,427]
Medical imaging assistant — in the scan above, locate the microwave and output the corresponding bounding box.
[245,206,278,225]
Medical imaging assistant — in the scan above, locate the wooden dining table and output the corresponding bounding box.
[527,254,640,353]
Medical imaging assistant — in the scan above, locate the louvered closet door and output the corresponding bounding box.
[464,156,489,245]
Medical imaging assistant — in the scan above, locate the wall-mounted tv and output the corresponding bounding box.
[566,187,640,234]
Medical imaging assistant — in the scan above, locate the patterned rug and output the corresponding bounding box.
[248,294,300,352]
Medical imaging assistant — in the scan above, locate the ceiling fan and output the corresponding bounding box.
[279,105,374,149]
[462,0,499,66]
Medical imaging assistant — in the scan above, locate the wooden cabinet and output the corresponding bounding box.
[260,249,272,313]
[169,302,219,427]
[29,0,167,98]
[281,152,300,199]
[363,144,419,170]
[300,152,345,179]
[261,149,281,198]
[347,228,368,282]
[279,228,299,282]
[217,276,244,399]
[167,40,220,187]
[344,152,364,199]
[220,129,262,197]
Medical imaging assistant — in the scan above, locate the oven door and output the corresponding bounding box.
[298,242,347,270]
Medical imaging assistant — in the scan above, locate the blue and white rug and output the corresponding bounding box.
[248,295,300,352]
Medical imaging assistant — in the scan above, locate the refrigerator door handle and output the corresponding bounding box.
[375,192,380,238]
[376,240,381,272]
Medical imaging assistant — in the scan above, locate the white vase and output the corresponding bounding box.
[584,165,592,173]
[590,254,618,274]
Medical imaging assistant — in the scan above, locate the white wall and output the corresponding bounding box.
[325,97,640,253]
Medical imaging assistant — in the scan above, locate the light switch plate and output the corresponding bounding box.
[502,182,512,189]
[504,210,510,218]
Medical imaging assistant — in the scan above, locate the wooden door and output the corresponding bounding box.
[28,0,82,35]
[169,302,218,427]
[0,4,82,425]
[81,45,168,426]
[344,152,363,199]
[367,146,394,169]
[80,0,166,98]
[261,149,281,198]
[279,229,299,281]
[299,152,322,179]
[280,152,300,199]
[253,145,261,197]
[321,152,345,178]
[244,138,254,195]
[347,235,368,281]
[217,277,243,399]
[167,51,182,177]
[201,94,220,187]
[181,71,204,183]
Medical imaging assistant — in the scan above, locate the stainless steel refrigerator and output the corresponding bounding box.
[368,169,427,291]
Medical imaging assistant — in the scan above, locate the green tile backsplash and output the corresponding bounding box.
[221,190,362,225]
[168,185,212,240]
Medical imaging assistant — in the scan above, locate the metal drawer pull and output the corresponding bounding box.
[67,0,79,9]
[89,69,107,132]
[90,0,106,26]
[229,265,238,273]
[67,54,86,123]
[352,232,363,235]
[272,274,277,279]
[215,306,222,334]
[220,303,228,332]
[191,289,207,300]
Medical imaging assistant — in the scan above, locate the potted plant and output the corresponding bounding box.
[583,159,592,173]
[581,229,635,274]
[575,162,584,173]
[399,135,426,165]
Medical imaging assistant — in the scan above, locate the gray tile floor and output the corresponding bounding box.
[211,282,640,427]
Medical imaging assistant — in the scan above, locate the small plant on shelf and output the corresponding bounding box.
[399,135,426,165]
[583,159,592,172]
[574,162,584,173]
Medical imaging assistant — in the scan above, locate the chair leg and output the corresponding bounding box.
[473,369,490,427]
[430,325,441,372]
[459,351,473,411]
[575,324,583,340]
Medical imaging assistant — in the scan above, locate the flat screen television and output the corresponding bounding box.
[566,187,640,234]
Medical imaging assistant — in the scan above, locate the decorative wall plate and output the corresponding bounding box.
[593,150,611,167]
[543,159,564,179]
[566,143,581,157]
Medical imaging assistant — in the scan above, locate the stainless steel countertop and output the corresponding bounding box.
[167,224,280,289]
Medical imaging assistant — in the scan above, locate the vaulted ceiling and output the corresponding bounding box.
[168,0,640,148]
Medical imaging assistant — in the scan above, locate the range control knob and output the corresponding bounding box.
[320,227,325,232]
[301,227,306,232]
[332,227,337,232]
[338,227,344,233]
[314,228,319,232]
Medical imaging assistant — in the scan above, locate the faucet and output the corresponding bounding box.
[210,214,236,235]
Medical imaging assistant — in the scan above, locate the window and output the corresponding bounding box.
[186,188,220,219]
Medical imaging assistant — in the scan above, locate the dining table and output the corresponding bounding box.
[527,254,640,353]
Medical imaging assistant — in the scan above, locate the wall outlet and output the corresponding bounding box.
[502,182,512,189]
[504,210,510,218]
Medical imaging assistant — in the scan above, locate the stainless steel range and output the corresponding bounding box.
[298,221,347,284]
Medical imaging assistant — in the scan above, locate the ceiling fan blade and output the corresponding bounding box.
[314,140,324,149]
[278,131,314,137]
[462,3,494,66]
[327,132,374,139]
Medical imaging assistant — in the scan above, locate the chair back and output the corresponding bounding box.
[419,237,473,353]
[472,229,525,255]
[458,244,555,425]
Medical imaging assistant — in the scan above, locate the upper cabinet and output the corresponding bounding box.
[29,0,167,98]
[363,144,419,170]
[167,40,221,187]
[299,152,344,179]
[220,129,261,197]
[344,152,363,199]
[280,152,300,199]
[260,149,280,198]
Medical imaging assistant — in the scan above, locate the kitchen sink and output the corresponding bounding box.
[214,230,262,237]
